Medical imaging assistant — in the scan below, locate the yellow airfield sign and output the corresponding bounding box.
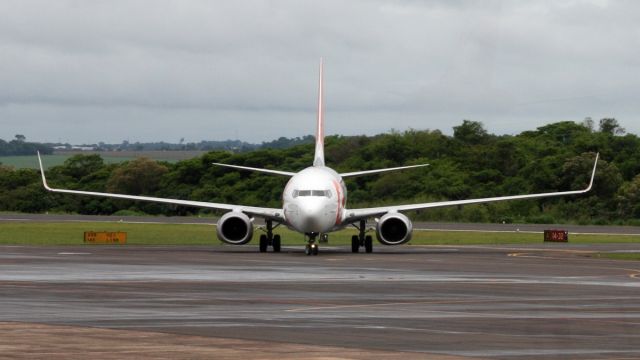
[83,231,127,244]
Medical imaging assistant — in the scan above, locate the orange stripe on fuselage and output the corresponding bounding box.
[332,180,342,226]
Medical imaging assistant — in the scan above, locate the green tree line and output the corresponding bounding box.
[0,135,53,156]
[2,119,640,225]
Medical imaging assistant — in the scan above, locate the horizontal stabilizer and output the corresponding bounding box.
[212,163,296,177]
[340,163,430,178]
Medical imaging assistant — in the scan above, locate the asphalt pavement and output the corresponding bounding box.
[1,243,639,359]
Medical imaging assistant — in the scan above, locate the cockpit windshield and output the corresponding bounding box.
[293,189,332,198]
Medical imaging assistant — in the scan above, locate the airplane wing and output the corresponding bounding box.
[344,153,599,220]
[37,152,284,221]
[340,163,429,178]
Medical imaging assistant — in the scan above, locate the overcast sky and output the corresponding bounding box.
[1,0,638,144]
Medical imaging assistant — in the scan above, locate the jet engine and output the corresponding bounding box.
[216,212,254,245]
[375,212,413,245]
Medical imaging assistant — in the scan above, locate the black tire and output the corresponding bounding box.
[259,234,268,253]
[351,235,359,253]
[364,235,373,253]
[304,244,312,256]
[312,245,319,256]
[273,235,281,252]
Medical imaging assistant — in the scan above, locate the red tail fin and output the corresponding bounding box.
[313,58,325,167]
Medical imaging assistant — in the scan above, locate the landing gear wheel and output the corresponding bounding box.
[364,235,373,253]
[305,243,319,256]
[320,233,329,243]
[272,234,281,253]
[259,234,268,253]
[351,235,359,253]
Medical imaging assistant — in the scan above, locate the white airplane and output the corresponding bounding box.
[37,60,599,255]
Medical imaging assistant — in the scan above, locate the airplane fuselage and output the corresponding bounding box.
[282,166,347,234]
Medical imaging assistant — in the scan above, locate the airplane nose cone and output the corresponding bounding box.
[300,200,325,232]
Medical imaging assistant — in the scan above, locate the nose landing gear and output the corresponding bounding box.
[305,242,319,256]
[304,233,320,256]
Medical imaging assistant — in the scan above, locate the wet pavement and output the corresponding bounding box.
[1,244,639,359]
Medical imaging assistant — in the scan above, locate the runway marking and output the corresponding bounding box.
[507,252,527,257]
[506,250,595,259]
[507,251,640,280]
[415,228,640,236]
[0,217,216,226]
[625,269,640,280]
[432,349,640,358]
[57,252,91,255]
[286,298,501,313]
[422,245,599,254]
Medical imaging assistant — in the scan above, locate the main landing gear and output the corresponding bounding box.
[304,233,320,256]
[351,219,373,253]
[259,220,281,253]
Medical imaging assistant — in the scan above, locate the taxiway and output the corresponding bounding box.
[0,244,639,359]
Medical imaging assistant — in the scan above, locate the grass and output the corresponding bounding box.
[1,221,639,246]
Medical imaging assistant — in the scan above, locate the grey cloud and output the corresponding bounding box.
[0,0,638,143]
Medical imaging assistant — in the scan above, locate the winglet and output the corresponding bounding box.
[584,152,599,192]
[37,151,52,191]
[313,58,325,167]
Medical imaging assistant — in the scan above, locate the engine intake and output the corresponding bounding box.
[376,212,412,245]
[216,212,253,245]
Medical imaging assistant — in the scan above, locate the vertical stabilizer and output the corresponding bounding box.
[313,58,325,167]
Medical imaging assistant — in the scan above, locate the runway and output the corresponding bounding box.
[1,244,639,359]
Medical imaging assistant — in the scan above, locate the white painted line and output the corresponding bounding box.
[0,217,216,226]
[414,228,640,236]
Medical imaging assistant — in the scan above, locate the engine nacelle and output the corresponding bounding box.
[216,212,253,245]
[375,212,413,245]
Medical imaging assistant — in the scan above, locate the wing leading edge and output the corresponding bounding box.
[37,152,284,220]
[346,153,599,220]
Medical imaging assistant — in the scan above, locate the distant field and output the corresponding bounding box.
[1,221,638,246]
[0,150,207,169]
[54,150,207,160]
